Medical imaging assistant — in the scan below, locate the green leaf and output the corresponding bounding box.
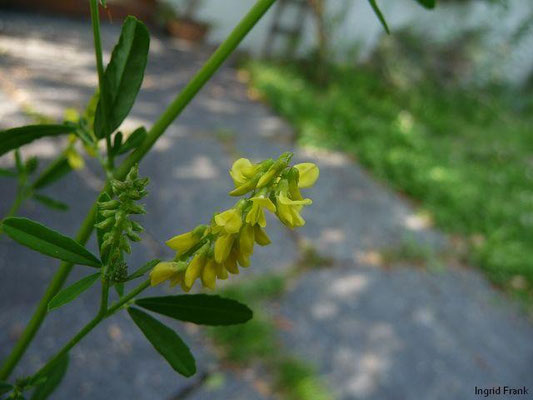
[94,17,150,138]
[0,381,13,395]
[30,353,69,400]
[0,167,17,178]
[368,0,390,34]
[414,0,435,9]
[127,259,160,281]
[48,273,100,311]
[117,127,147,154]
[135,294,253,326]
[32,156,72,190]
[127,307,196,377]
[0,125,73,157]
[33,194,69,211]
[2,217,101,267]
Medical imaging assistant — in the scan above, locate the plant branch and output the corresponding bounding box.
[0,0,277,379]
[89,0,114,171]
[33,279,150,380]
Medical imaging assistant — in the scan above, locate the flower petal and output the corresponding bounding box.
[150,262,179,286]
[214,234,235,263]
[202,260,217,290]
[294,163,319,188]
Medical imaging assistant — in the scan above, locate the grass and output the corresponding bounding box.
[246,60,533,304]
[207,273,333,399]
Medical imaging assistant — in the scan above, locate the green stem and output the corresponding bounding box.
[89,0,114,171]
[34,279,150,379]
[99,279,110,315]
[115,0,277,178]
[0,0,276,380]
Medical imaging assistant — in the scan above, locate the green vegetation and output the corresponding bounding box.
[208,274,332,399]
[247,61,533,303]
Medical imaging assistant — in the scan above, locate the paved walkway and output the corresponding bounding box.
[0,11,531,400]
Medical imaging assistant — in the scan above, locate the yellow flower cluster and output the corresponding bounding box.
[150,152,319,291]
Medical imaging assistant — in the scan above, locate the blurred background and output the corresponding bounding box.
[0,0,532,399]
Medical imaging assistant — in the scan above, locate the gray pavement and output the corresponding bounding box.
[0,11,531,400]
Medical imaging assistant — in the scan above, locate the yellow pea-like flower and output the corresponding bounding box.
[150,261,184,286]
[184,253,206,288]
[294,163,319,188]
[214,233,235,263]
[166,231,199,253]
[276,191,312,228]
[202,259,218,290]
[229,158,254,187]
[214,209,243,234]
[215,262,229,279]
[237,251,250,268]
[254,225,271,246]
[245,196,276,227]
[239,224,255,257]
[224,250,240,274]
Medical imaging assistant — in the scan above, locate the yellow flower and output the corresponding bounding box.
[237,250,250,267]
[229,158,254,187]
[166,225,207,254]
[224,249,240,274]
[166,231,198,253]
[245,196,276,227]
[238,224,255,257]
[276,191,312,228]
[201,259,218,290]
[294,163,319,188]
[254,225,271,246]
[215,262,229,279]
[214,233,235,263]
[184,252,207,289]
[150,261,186,286]
[214,209,242,234]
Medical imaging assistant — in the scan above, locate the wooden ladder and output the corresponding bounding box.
[263,0,310,59]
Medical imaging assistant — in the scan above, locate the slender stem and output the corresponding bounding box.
[117,0,277,178]
[34,279,150,379]
[89,0,114,171]
[99,279,110,315]
[0,0,277,379]
[2,181,27,220]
